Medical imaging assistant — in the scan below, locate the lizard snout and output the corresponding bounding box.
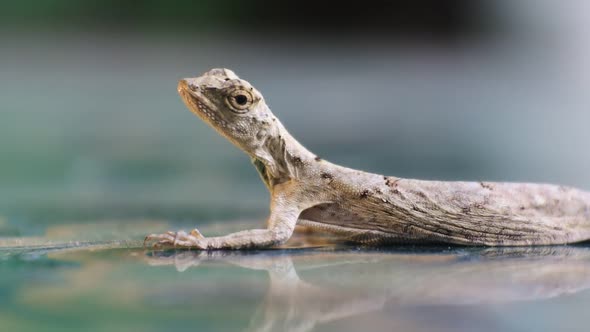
[177,79,189,94]
[178,79,200,94]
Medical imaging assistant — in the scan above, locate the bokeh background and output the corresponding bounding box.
[1,0,590,234]
[2,2,590,332]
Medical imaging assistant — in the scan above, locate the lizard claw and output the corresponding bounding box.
[144,233,174,248]
[144,229,208,249]
[190,228,205,239]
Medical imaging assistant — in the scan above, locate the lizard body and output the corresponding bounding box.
[145,68,590,248]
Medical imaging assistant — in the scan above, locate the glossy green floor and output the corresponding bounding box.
[2,221,590,332]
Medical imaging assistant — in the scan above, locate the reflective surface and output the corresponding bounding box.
[2,224,590,332]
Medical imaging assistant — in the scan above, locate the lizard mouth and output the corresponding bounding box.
[177,80,220,122]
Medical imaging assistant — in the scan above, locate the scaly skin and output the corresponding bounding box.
[145,68,590,248]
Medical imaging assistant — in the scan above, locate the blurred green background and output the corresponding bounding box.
[1,0,589,232]
[2,2,590,332]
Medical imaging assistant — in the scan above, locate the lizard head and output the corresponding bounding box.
[178,68,278,155]
[178,68,297,185]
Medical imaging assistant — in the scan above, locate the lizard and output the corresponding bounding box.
[145,68,590,249]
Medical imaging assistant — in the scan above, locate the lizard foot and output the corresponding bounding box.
[144,229,207,249]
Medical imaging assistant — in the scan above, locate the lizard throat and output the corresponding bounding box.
[252,158,273,189]
[249,129,314,189]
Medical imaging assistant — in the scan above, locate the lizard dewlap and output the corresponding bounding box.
[146,68,590,248]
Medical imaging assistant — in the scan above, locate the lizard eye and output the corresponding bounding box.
[227,89,253,112]
[234,94,248,105]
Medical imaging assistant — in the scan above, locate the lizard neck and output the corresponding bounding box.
[250,119,316,189]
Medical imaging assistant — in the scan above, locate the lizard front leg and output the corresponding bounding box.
[144,209,298,250]
[145,189,302,250]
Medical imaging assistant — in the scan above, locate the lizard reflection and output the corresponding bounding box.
[144,247,590,332]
